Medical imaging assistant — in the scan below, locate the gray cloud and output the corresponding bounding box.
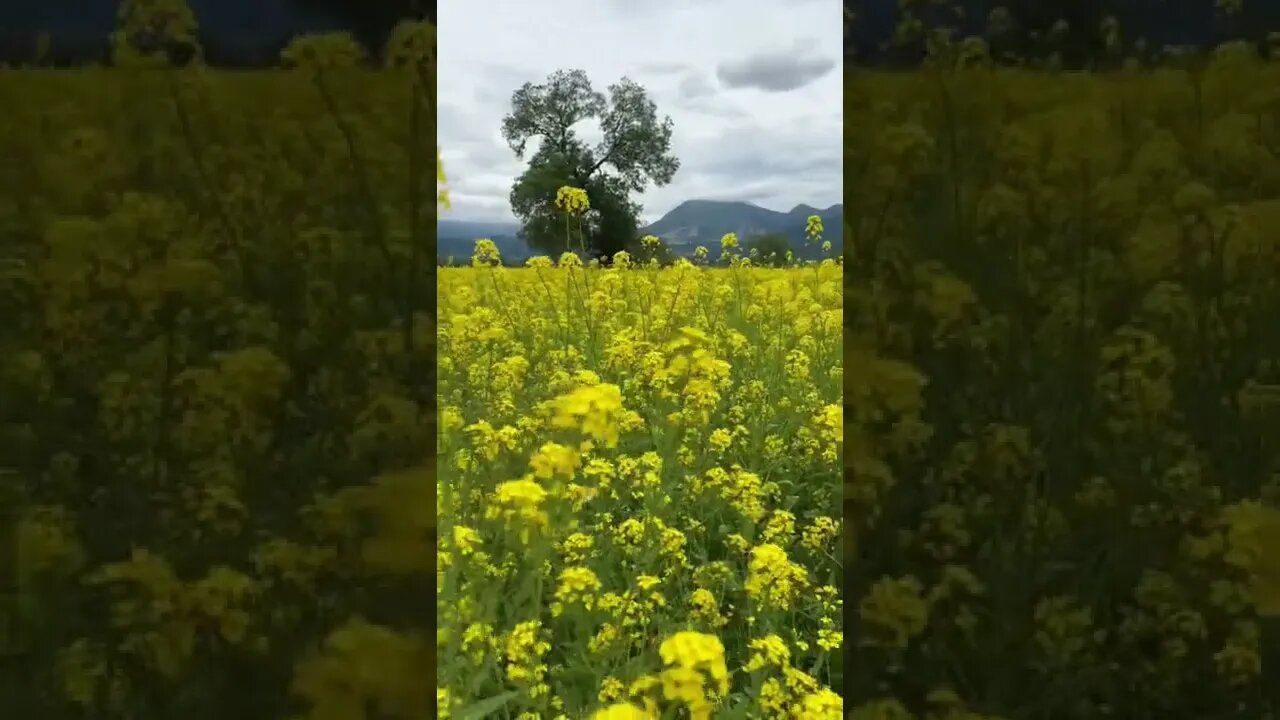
[438,0,842,224]
[678,72,717,100]
[716,44,837,92]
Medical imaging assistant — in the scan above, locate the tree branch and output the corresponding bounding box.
[586,144,616,177]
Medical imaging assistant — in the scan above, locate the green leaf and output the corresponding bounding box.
[455,691,520,720]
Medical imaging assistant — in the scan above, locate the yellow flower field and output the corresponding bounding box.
[435,253,844,718]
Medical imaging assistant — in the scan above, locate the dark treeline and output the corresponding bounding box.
[0,0,434,67]
[848,0,1280,67]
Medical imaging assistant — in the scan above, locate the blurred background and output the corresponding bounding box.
[0,0,433,66]
[848,0,1280,66]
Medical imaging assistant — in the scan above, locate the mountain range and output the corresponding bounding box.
[437,200,843,264]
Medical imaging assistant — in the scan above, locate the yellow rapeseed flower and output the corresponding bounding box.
[657,631,730,696]
[437,145,450,208]
[555,185,590,215]
[590,702,655,719]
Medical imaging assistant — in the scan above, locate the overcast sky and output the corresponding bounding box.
[438,0,842,225]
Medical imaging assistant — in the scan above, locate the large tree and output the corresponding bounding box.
[501,69,679,257]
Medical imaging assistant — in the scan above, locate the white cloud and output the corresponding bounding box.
[438,0,842,224]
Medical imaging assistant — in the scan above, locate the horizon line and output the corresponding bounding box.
[439,199,842,227]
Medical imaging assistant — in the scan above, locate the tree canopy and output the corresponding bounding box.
[747,233,794,267]
[501,69,679,257]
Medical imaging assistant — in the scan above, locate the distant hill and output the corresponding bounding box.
[437,219,527,264]
[639,200,843,260]
[437,200,842,264]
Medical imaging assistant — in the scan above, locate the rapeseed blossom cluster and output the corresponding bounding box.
[437,231,843,717]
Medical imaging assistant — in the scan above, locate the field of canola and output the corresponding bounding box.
[435,256,845,719]
[1,42,442,719]
[842,42,1280,720]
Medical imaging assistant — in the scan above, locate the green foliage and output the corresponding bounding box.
[502,69,679,257]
